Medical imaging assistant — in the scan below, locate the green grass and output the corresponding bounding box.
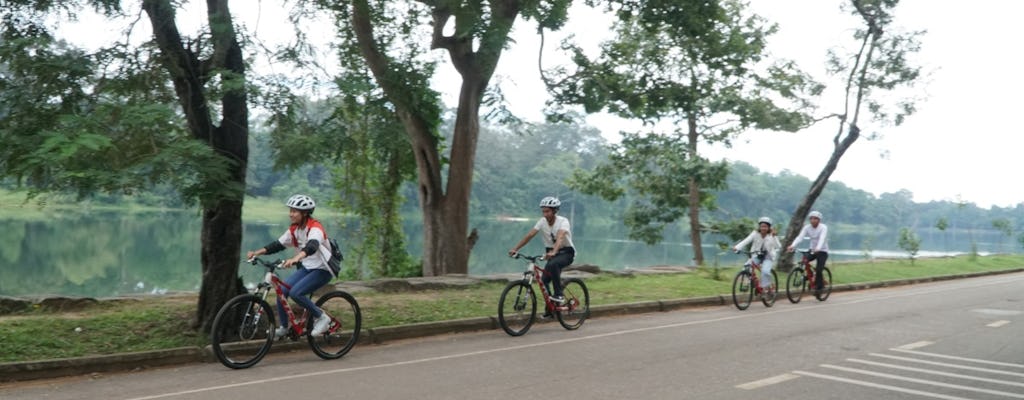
[1,254,1022,363]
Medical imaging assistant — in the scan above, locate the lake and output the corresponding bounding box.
[0,210,1011,298]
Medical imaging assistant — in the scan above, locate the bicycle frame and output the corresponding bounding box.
[521,260,572,313]
[740,252,770,294]
[798,251,819,288]
[251,260,317,337]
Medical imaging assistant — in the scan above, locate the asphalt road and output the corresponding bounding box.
[3,272,1022,400]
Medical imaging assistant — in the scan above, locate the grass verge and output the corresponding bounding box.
[1,254,1022,363]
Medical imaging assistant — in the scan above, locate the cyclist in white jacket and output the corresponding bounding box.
[733,217,781,297]
[787,210,829,295]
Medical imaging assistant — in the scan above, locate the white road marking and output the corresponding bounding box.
[870,353,1024,378]
[821,363,1024,399]
[971,308,1023,316]
[988,320,1011,328]
[896,341,934,350]
[848,358,1024,388]
[119,272,1024,400]
[735,373,799,390]
[890,348,1024,369]
[793,370,974,400]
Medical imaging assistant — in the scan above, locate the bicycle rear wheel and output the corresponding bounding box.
[308,291,361,360]
[211,294,275,369]
[786,268,807,304]
[761,270,779,308]
[498,281,536,336]
[815,267,833,301]
[732,271,754,310]
[556,278,590,330]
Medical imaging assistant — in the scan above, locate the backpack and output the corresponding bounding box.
[289,219,343,277]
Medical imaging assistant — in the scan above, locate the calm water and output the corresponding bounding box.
[0,211,1011,298]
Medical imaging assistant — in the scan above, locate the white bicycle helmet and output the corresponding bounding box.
[757,217,772,226]
[286,194,316,211]
[808,210,823,220]
[538,196,561,209]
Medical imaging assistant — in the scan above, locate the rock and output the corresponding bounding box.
[0,296,30,315]
[35,296,99,312]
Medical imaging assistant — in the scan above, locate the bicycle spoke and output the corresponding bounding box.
[557,278,589,330]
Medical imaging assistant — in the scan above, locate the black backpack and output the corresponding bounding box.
[327,237,344,277]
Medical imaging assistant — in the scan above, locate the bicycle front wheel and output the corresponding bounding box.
[815,267,833,301]
[761,270,779,308]
[786,268,807,304]
[732,271,754,310]
[211,294,275,369]
[498,281,536,336]
[556,278,590,330]
[308,291,361,360]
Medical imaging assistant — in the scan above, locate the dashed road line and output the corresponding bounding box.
[820,363,1024,399]
[848,358,1024,388]
[870,353,1024,378]
[988,320,1011,328]
[735,373,799,390]
[792,370,974,400]
[896,341,934,350]
[890,348,1024,369]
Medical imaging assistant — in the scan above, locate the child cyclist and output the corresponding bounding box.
[246,194,335,337]
[732,217,781,298]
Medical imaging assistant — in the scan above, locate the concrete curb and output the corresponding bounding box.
[2,267,1022,383]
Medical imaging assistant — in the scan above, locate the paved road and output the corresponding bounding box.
[3,272,1022,400]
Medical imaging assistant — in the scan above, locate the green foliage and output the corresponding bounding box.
[935,217,948,231]
[991,218,1013,253]
[571,131,729,245]
[897,227,920,264]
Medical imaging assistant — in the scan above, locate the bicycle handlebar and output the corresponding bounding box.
[246,257,284,270]
[510,253,545,263]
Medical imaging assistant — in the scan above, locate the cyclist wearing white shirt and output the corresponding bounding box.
[508,197,576,308]
[732,217,780,298]
[246,194,334,338]
[787,210,829,295]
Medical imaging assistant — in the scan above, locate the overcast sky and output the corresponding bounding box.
[64,0,1023,209]
[460,0,1023,210]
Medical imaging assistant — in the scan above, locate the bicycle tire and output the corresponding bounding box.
[211,293,275,369]
[498,281,536,336]
[815,267,833,301]
[556,278,590,330]
[761,270,779,308]
[308,291,361,360]
[732,270,754,310]
[786,268,807,304]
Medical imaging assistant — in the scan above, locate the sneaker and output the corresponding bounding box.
[541,311,554,319]
[274,326,289,339]
[551,296,566,305]
[310,313,332,336]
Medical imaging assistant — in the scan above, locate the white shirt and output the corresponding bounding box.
[733,231,781,261]
[791,223,829,252]
[277,224,331,272]
[534,216,575,250]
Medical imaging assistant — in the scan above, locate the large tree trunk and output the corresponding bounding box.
[778,124,859,270]
[144,0,248,332]
[686,114,704,266]
[348,0,516,276]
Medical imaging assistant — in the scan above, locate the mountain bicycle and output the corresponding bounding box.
[731,250,778,310]
[210,257,361,369]
[497,253,590,336]
[786,250,832,303]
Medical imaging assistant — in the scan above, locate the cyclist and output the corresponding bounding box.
[246,194,334,338]
[508,196,576,315]
[732,217,780,298]
[786,210,829,296]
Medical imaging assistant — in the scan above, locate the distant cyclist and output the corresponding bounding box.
[246,194,334,337]
[787,210,829,296]
[508,196,576,314]
[732,217,780,298]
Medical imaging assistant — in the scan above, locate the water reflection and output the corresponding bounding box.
[0,212,1011,298]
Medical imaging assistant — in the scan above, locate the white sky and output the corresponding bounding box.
[63,0,1023,209]
[457,0,1024,210]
